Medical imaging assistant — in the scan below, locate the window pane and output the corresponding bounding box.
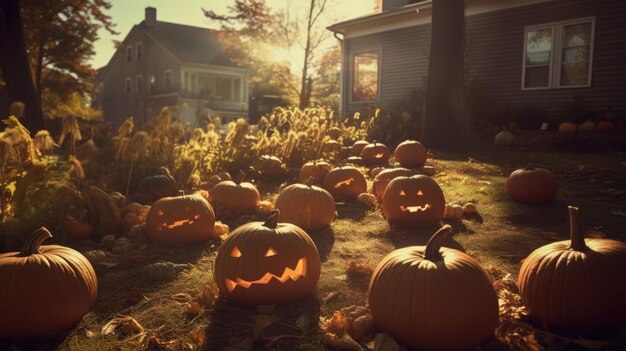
[525,66,550,88]
[562,46,589,64]
[217,78,232,100]
[526,28,552,65]
[353,52,379,101]
[561,62,589,86]
[563,23,591,47]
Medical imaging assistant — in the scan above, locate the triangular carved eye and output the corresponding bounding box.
[231,247,242,257]
[156,210,164,216]
[265,247,277,257]
[417,190,423,196]
[399,190,406,196]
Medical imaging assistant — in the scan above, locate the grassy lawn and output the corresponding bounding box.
[4,140,626,351]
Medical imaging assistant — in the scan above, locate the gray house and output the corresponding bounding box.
[96,7,249,125]
[328,0,626,124]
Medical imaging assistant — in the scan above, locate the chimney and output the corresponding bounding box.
[145,7,156,26]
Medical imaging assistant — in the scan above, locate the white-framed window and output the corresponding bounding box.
[351,49,380,102]
[149,74,156,93]
[136,42,143,60]
[522,17,595,90]
[126,46,132,62]
[125,77,132,93]
[136,75,143,93]
[164,70,172,89]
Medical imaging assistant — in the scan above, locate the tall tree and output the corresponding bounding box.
[0,0,44,131]
[292,0,329,109]
[21,0,116,103]
[204,0,331,110]
[421,0,475,149]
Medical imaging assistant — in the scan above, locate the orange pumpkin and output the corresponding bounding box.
[0,228,98,339]
[322,166,367,201]
[518,206,626,332]
[299,160,332,184]
[214,210,321,306]
[371,168,412,202]
[361,142,390,166]
[369,225,498,350]
[394,140,427,168]
[65,213,93,240]
[275,178,336,232]
[210,171,260,214]
[382,175,445,228]
[350,140,369,156]
[506,167,557,204]
[597,121,615,132]
[558,122,577,133]
[145,192,216,246]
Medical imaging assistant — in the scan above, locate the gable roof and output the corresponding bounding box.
[138,20,235,67]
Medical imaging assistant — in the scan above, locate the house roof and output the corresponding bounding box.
[327,1,431,34]
[138,20,236,67]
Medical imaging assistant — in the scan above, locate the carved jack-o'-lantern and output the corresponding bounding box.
[382,175,445,228]
[361,142,390,166]
[145,191,216,246]
[322,166,367,201]
[214,210,321,306]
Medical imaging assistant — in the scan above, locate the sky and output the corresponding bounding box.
[90,0,378,70]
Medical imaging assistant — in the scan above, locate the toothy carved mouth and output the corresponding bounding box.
[374,153,384,158]
[158,214,201,230]
[225,257,307,292]
[334,178,354,188]
[400,204,431,213]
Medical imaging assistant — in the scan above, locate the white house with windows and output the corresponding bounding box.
[328,0,625,123]
[96,7,249,125]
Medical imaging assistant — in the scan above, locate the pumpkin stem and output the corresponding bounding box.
[568,206,589,251]
[236,169,246,184]
[305,176,316,187]
[264,209,280,229]
[424,225,452,262]
[20,227,52,256]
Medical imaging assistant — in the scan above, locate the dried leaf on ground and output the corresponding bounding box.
[346,262,373,280]
[322,332,362,350]
[188,330,206,347]
[102,315,144,336]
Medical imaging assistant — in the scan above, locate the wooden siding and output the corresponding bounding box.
[342,0,626,122]
[100,26,181,125]
[382,0,410,12]
[343,25,430,115]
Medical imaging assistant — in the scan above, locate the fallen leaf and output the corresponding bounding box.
[321,291,339,305]
[188,330,206,347]
[146,335,175,350]
[102,315,144,336]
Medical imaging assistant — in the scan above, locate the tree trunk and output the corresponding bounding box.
[0,0,45,132]
[298,0,315,110]
[421,0,475,149]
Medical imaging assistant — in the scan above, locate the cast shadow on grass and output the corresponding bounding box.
[386,223,466,252]
[0,332,70,351]
[309,227,335,262]
[204,295,322,350]
[335,202,369,221]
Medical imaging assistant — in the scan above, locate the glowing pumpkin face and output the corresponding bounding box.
[382,175,445,228]
[361,142,390,166]
[322,166,367,201]
[145,193,216,246]
[214,211,321,306]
